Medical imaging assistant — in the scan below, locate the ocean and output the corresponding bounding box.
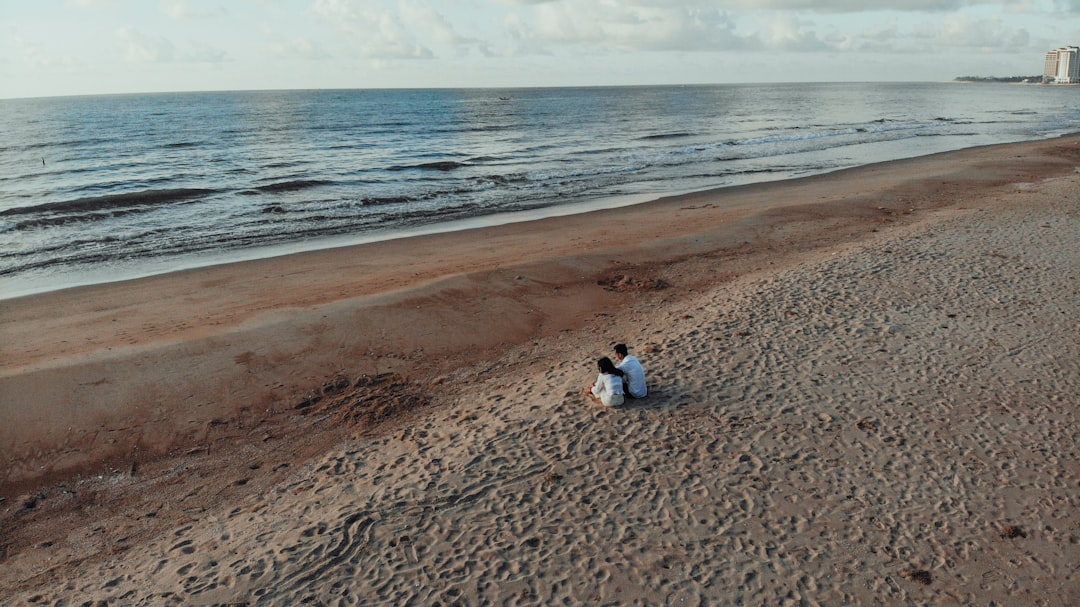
[1,82,1077,298]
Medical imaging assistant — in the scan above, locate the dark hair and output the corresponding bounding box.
[613,344,628,356]
[598,357,625,377]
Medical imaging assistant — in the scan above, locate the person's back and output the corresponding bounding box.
[587,357,625,407]
[595,372,624,407]
[614,344,647,398]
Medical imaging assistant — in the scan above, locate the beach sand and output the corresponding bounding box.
[2,137,1078,605]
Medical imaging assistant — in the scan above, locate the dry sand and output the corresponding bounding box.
[1,137,1079,605]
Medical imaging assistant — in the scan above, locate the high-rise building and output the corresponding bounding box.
[1044,46,1080,84]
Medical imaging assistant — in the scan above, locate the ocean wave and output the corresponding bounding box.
[164,141,202,149]
[915,131,980,138]
[639,132,693,140]
[8,136,116,154]
[0,233,134,274]
[388,161,470,171]
[361,195,417,206]
[469,173,527,186]
[569,147,627,158]
[327,142,376,151]
[722,121,940,148]
[0,188,216,218]
[415,124,512,136]
[14,214,110,230]
[254,179,334,193]
[526,162,646,183]
[264,160,309,170]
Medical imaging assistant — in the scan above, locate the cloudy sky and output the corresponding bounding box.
[3,0,1078,99]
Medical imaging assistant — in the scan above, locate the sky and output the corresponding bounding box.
[2,0,1079,99]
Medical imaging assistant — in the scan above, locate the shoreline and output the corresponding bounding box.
[2,134,1079,486]
[2,133,1072,303]
[1,134,1078,603]
[0,191,669,302]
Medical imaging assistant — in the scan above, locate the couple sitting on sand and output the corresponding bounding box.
[583,343,648,408]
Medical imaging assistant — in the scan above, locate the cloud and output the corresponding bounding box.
[933,14,1031,49]
[399,0,493,57]
[694,1,979,11]
[185,40,230,64]
[115,27,230,64]
[10,35,80,69]
[313,0,434,60]
[159,0,228,20]
[503,13,553,56]
[757,14,831,51]
[116,27,176,62]
[266,32,331,60]
[515,3,760,52]
[497,1,1037,15]
[861,17,901,42]
[496,0,1055,58]
[67,0,121,8]
[737,0,957,9]
[399,1,455,44]
[498,2,970,55]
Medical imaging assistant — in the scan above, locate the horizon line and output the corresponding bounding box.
[1,79,988,102]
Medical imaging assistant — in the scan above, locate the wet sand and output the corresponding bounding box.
[2,136,1078,605]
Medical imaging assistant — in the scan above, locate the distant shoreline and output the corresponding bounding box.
[952,75,1078,85]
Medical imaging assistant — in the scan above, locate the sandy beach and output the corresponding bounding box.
[2,136,1078,605]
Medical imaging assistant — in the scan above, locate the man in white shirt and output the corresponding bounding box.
[613,343,647,398]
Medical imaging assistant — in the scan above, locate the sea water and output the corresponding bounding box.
[1,82,1077,297]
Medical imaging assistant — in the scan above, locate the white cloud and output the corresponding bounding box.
[67,0,121,8]
[1003,0,1041,13]
[691,1,972,11]
[934,14,1031,49]
[5,0,1078,97]
[757,13,829,51]
[400,0,493,57]
[503,13,553,56]
[185,40,230,63]
[266,31,331,60]
[10,35,80,68]
[117,27,176,62]
[400,1,472,46]
[495,0,1052,57]
[159,0,228,20]
[115,27,230,64]
[495,1,1045,15]
[313,0,434,60]
[862,16,901,42]
[512,3,759,52]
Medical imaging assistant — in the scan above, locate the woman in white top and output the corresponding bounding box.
[583,357,626,407]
